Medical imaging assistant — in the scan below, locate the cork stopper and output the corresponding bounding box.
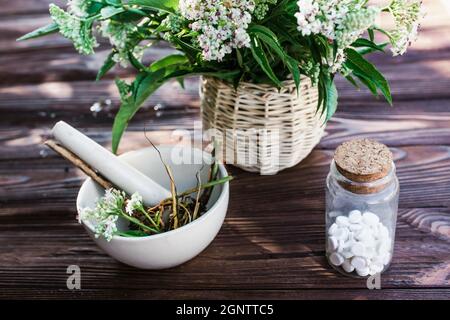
[333,139,393,194]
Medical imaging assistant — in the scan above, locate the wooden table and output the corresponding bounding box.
[1,0,449,300]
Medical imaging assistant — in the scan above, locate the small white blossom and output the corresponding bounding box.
[77,207,93,224]
[328,48,346,73]
[295,0,379,73]
[125,192,143,216]
[103,188,120,207]
[179,0,255,61]
[94,215,118,241]
[100,20,142,67]
[388,0,423,56]
[67,0,91,18]
[49,4,98,55]
[79,188,126,241]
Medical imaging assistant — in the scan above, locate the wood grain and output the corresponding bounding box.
[0,0,449,300]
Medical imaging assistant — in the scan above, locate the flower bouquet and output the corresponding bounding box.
[19,0,423,172]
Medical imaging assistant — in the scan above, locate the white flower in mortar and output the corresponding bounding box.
[126,192,144,216]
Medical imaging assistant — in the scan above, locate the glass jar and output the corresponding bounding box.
[325,141,399,277]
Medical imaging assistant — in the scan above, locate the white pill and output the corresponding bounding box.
[337,239,347,252]
[344,239,356,250]
[341,250,354,259]
[377,241,390,255]
[364,246,376,259]
[371,255,384,266]
[362,211,380,226]
[356,266,370,277]
[334,227,349,241]
[351,242,366,256]
[342,260,355,273]
[329,252,344,266]
[348,210,362,223]
[327,236,339,251]
[378,226,389,240]
[351,256,367,269]
[328,211,341,218]
[349,223,363,232]
[355,227,372,241]
[328,223,339,236]
[347,232,355,241]
[364,237,376,250]
[336,216,350,227]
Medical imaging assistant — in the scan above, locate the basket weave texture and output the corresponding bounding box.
[200,76,325,175]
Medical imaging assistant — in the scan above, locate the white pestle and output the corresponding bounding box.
[52,121,171,206]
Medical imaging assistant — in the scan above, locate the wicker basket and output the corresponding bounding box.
[200,76,325,175]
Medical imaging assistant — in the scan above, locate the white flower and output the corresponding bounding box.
[388,0,423,56]
[67,0,91,18]
[179,0,255,61]
[94,215,118,241]
[78,188,126,241]
[328,48,346,73]
[100,20,142,67]
[49,4,98,55]
[295,0,380,73]
[102,188,126,210]
[125,192,143,216]
[77,207,94,224]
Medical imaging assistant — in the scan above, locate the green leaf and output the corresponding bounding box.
[354,73,378,96]
[112,69,167,153]
[324,76,338,121]
[149,54,188,72]
[250,37,281,87]
[193,70,241,80]
[134,69,167,106]
[17,22,59,41]
[332,40,338,60]
[96,51,116,81]
[128,0,179,14]
[286,56,301,92]
[105,0,121,5]
[162,68,241,81]
[248,25,285,62]
[356,42,388,56]
[100,6,126,19]
[87,1,104,15]
[176,77,185,89]
[345,48,392,105]
[352,38,385,53]
[345,74,359,89]
[127,51,146,71]
[368,28,375,42]
[267,22,297,45]
[116,230,149,237]
[170,36,200,62]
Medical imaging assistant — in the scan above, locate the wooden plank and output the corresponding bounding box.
[0,288,449,300]
[0,0,65,16]
[0,204,448,289]
[1,74,450,128]
[1,143,450,210]
[0,45,176,85]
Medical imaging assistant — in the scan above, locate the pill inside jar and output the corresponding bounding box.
[325,139,399,277]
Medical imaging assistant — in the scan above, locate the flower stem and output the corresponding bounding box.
[140,208,160,231]
[176,176,233,199]
[119,212,159,233]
